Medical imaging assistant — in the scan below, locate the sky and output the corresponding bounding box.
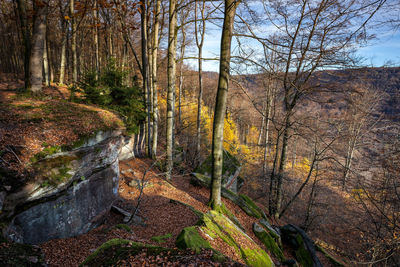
[184,2,400,73]
[190,29,400,72]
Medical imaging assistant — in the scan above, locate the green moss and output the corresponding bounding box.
[242,248,274,267]
[294,235,313,267]
[239,194,266,219]
[114,224,132,233]
[176,226,211,253]
[34,155,77,187]
[253,223,284,261]
[195,149,240,181]
[151,233,172,243]
[200,211,274,267]
[218,203,245,231]
[30,145,62,163]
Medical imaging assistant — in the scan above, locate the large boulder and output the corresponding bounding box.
[281,224,322,267]
[2,130,123,244]
[191,173,268,220]
[253,222,284,261]
[118,124,146,161]
[194,149,241,192]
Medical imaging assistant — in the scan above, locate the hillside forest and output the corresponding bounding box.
[0,0,400,266]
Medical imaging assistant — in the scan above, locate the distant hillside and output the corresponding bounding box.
[315,67,400,119]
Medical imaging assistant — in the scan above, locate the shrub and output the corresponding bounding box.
[79,59,145,133]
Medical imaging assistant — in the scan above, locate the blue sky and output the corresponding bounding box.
[357,32,400,67]
[184,2,400,72]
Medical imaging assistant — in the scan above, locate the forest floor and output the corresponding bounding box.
[39,157,334,267]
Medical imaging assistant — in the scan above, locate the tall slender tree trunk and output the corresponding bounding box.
[210,0,240,210]
[29,1,47,93]
[43,24,50,86]
[151,0,161,159]
[257,103,265,146]
[274,114,291,218]
[166,0,178,179]
[263,92,272,174]
[195,0,206,163]
[140,0,151,157]
[93,0,99,80]
[70,0,77,84]
[178,25,186,126]
[268,133,280,215]
[342,135,356,190]
[59,7,67,85]
[16,0,31,90]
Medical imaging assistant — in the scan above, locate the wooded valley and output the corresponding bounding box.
[0,0,399,266]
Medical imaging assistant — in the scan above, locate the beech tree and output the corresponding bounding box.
[166,0,178,180]
[29,0,47,93]
[210,0,241,210]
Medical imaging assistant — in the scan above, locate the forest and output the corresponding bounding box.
[0,0,399,266]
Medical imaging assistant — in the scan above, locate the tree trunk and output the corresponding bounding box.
[70,0,77,84]
[166,0,178,179]
[257,103,265,146]
[262,99,271,174]
[210,0,240,210]
[274,114,291,218]
[151,0,161,159]
[16,0,31,90]
[29,1,47,93]
[140,0,151,157]
[59,7,67,85]
[43,24,50,87]
[93,0,99,80]
[342,135,356,190]
[195,0,206,163]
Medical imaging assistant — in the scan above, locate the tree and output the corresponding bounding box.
[151,0,161,159]
[235,0,387,218]
[29,0,47,93]
[166,0,178,180]
[70,0,77,84]
[210,0,241,210]
[195,0,206,164]
[16,0,31,90]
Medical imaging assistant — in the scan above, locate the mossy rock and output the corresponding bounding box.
[239,194,266,219]
[195,149,240,180]
[281,224,322,267]
[34,154,78,187]
[176,226,212,253]
[294,235,314,267]
[191,173,267,220]
[200,211,274,267]
[151,233,172,243]
[218,203,245,231]
[253,222,285,261]
[0,239,46,266]
[81,238,229,266]
[259,218,282,247]
[80,239,170,266]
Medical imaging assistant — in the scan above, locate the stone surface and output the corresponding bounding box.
[118,125,145,161]
[3,132,122,244]
[194,149,241,193]
[281,224,322,267]
[253,222,284,261]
